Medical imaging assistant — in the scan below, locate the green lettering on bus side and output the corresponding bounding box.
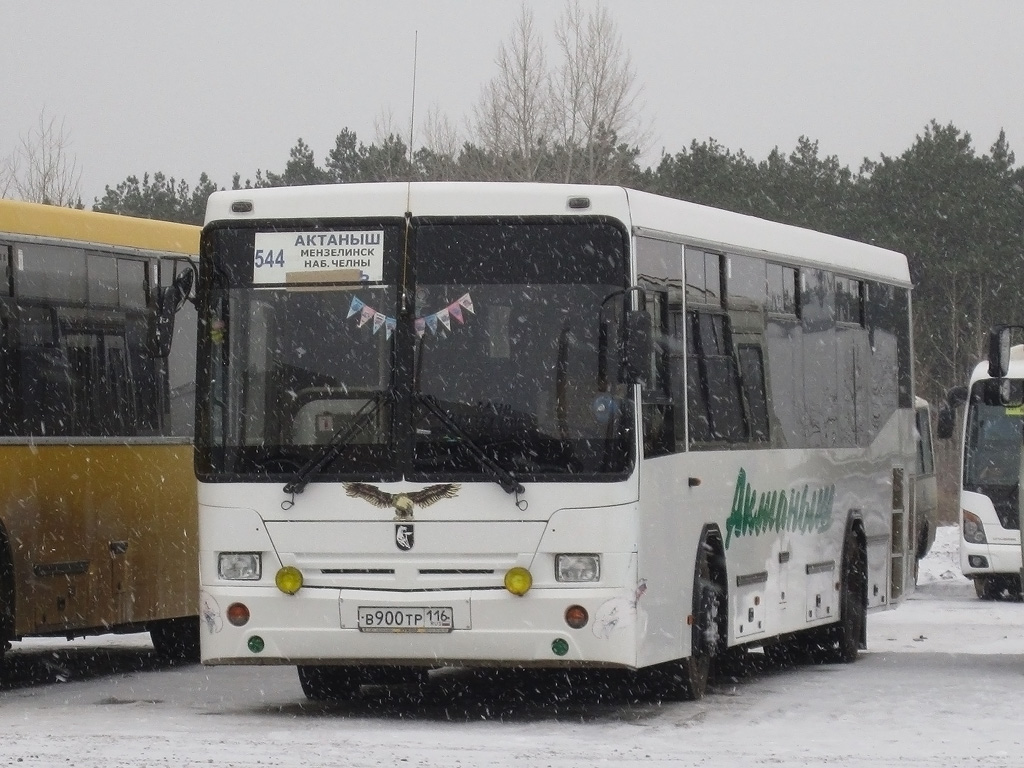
[725,468,836,548]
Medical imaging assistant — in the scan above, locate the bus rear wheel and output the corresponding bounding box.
[816,535,866,664]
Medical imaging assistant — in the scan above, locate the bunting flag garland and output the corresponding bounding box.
[358,304,375,328]
[346,293,475,341]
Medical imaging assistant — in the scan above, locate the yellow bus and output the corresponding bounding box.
[0,199,200,669]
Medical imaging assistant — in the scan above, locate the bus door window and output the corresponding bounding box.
[18,307,74,435]
[639,289,673,457]
[636,238,683,458]
[63,328,136,437]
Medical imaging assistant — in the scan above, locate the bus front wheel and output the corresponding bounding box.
[298,665,361,701]
[149,617,200,662]
[653,534,724,701]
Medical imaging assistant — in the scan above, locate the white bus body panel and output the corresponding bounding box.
[958,352,1024,581]
[199,182,914,669]
[200,480,645,667]
[200,410,910,668]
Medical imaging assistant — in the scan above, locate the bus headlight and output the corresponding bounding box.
[555,554,601,582]
[962,511,987,544]
[218,552,262,580]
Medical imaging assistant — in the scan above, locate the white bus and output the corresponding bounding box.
[939,344,1023,599]
[195,183,917,701]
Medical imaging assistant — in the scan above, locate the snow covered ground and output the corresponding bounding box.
[1,525,1022,767]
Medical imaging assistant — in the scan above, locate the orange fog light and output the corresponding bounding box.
[226,602,250,627]
[565,605,589,629]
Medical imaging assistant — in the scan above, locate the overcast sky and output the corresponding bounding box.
[4,1,1022,204]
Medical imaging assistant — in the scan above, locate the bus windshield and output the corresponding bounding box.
[963,380,1023,488]
[196,219,634,482]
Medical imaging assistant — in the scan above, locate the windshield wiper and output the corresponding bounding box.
[283,389,394,498]
[415,392,525,495]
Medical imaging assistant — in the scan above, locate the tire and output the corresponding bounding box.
[654,536,724,701]
[298,665,361,701]
[817,535,866,664]
[762,635,811,668]
[975,575,1022,601]
[296,665,427,701]
[1010,575,1024,600]
[0,540,13,675]
[916,522,930,561]
[149,617,201,662]
[974,577,996,600]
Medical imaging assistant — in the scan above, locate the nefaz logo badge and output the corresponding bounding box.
[395,523,414,551]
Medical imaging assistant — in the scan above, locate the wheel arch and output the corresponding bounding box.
[697,523,727,585]
[695,523,728,642]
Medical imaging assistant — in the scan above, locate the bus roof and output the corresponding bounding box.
[971,344,1024,383]
[204,182,911,286]
[0,199,199,256]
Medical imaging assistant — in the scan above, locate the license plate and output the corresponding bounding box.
[357,606,454,633]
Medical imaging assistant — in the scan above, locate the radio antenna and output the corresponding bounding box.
[401,30,419,316]
[407,30,418,171]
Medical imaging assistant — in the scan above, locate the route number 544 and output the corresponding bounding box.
[254,249,285,268]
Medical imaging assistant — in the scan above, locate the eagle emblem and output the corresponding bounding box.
[343,482,461,520]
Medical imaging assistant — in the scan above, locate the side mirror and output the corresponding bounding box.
[936,406,955,440]
[148,267,196,358]
[988,325,1012,378]
[937,385,967,440]
[620,309,652,385]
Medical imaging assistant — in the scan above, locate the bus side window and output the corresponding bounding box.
[687,310,746,444]
[19,308,75,435]
[737,344,770,442]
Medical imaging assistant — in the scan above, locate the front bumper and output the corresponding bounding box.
[199,584,645,669]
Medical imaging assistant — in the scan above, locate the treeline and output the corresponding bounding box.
[93,119,1024,413]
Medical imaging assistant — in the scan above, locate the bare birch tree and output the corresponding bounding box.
[471,1,646,184]
[471,4,552,180]
[3,111,82,205]
[551,1,646,183]
[419,106,462,180]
